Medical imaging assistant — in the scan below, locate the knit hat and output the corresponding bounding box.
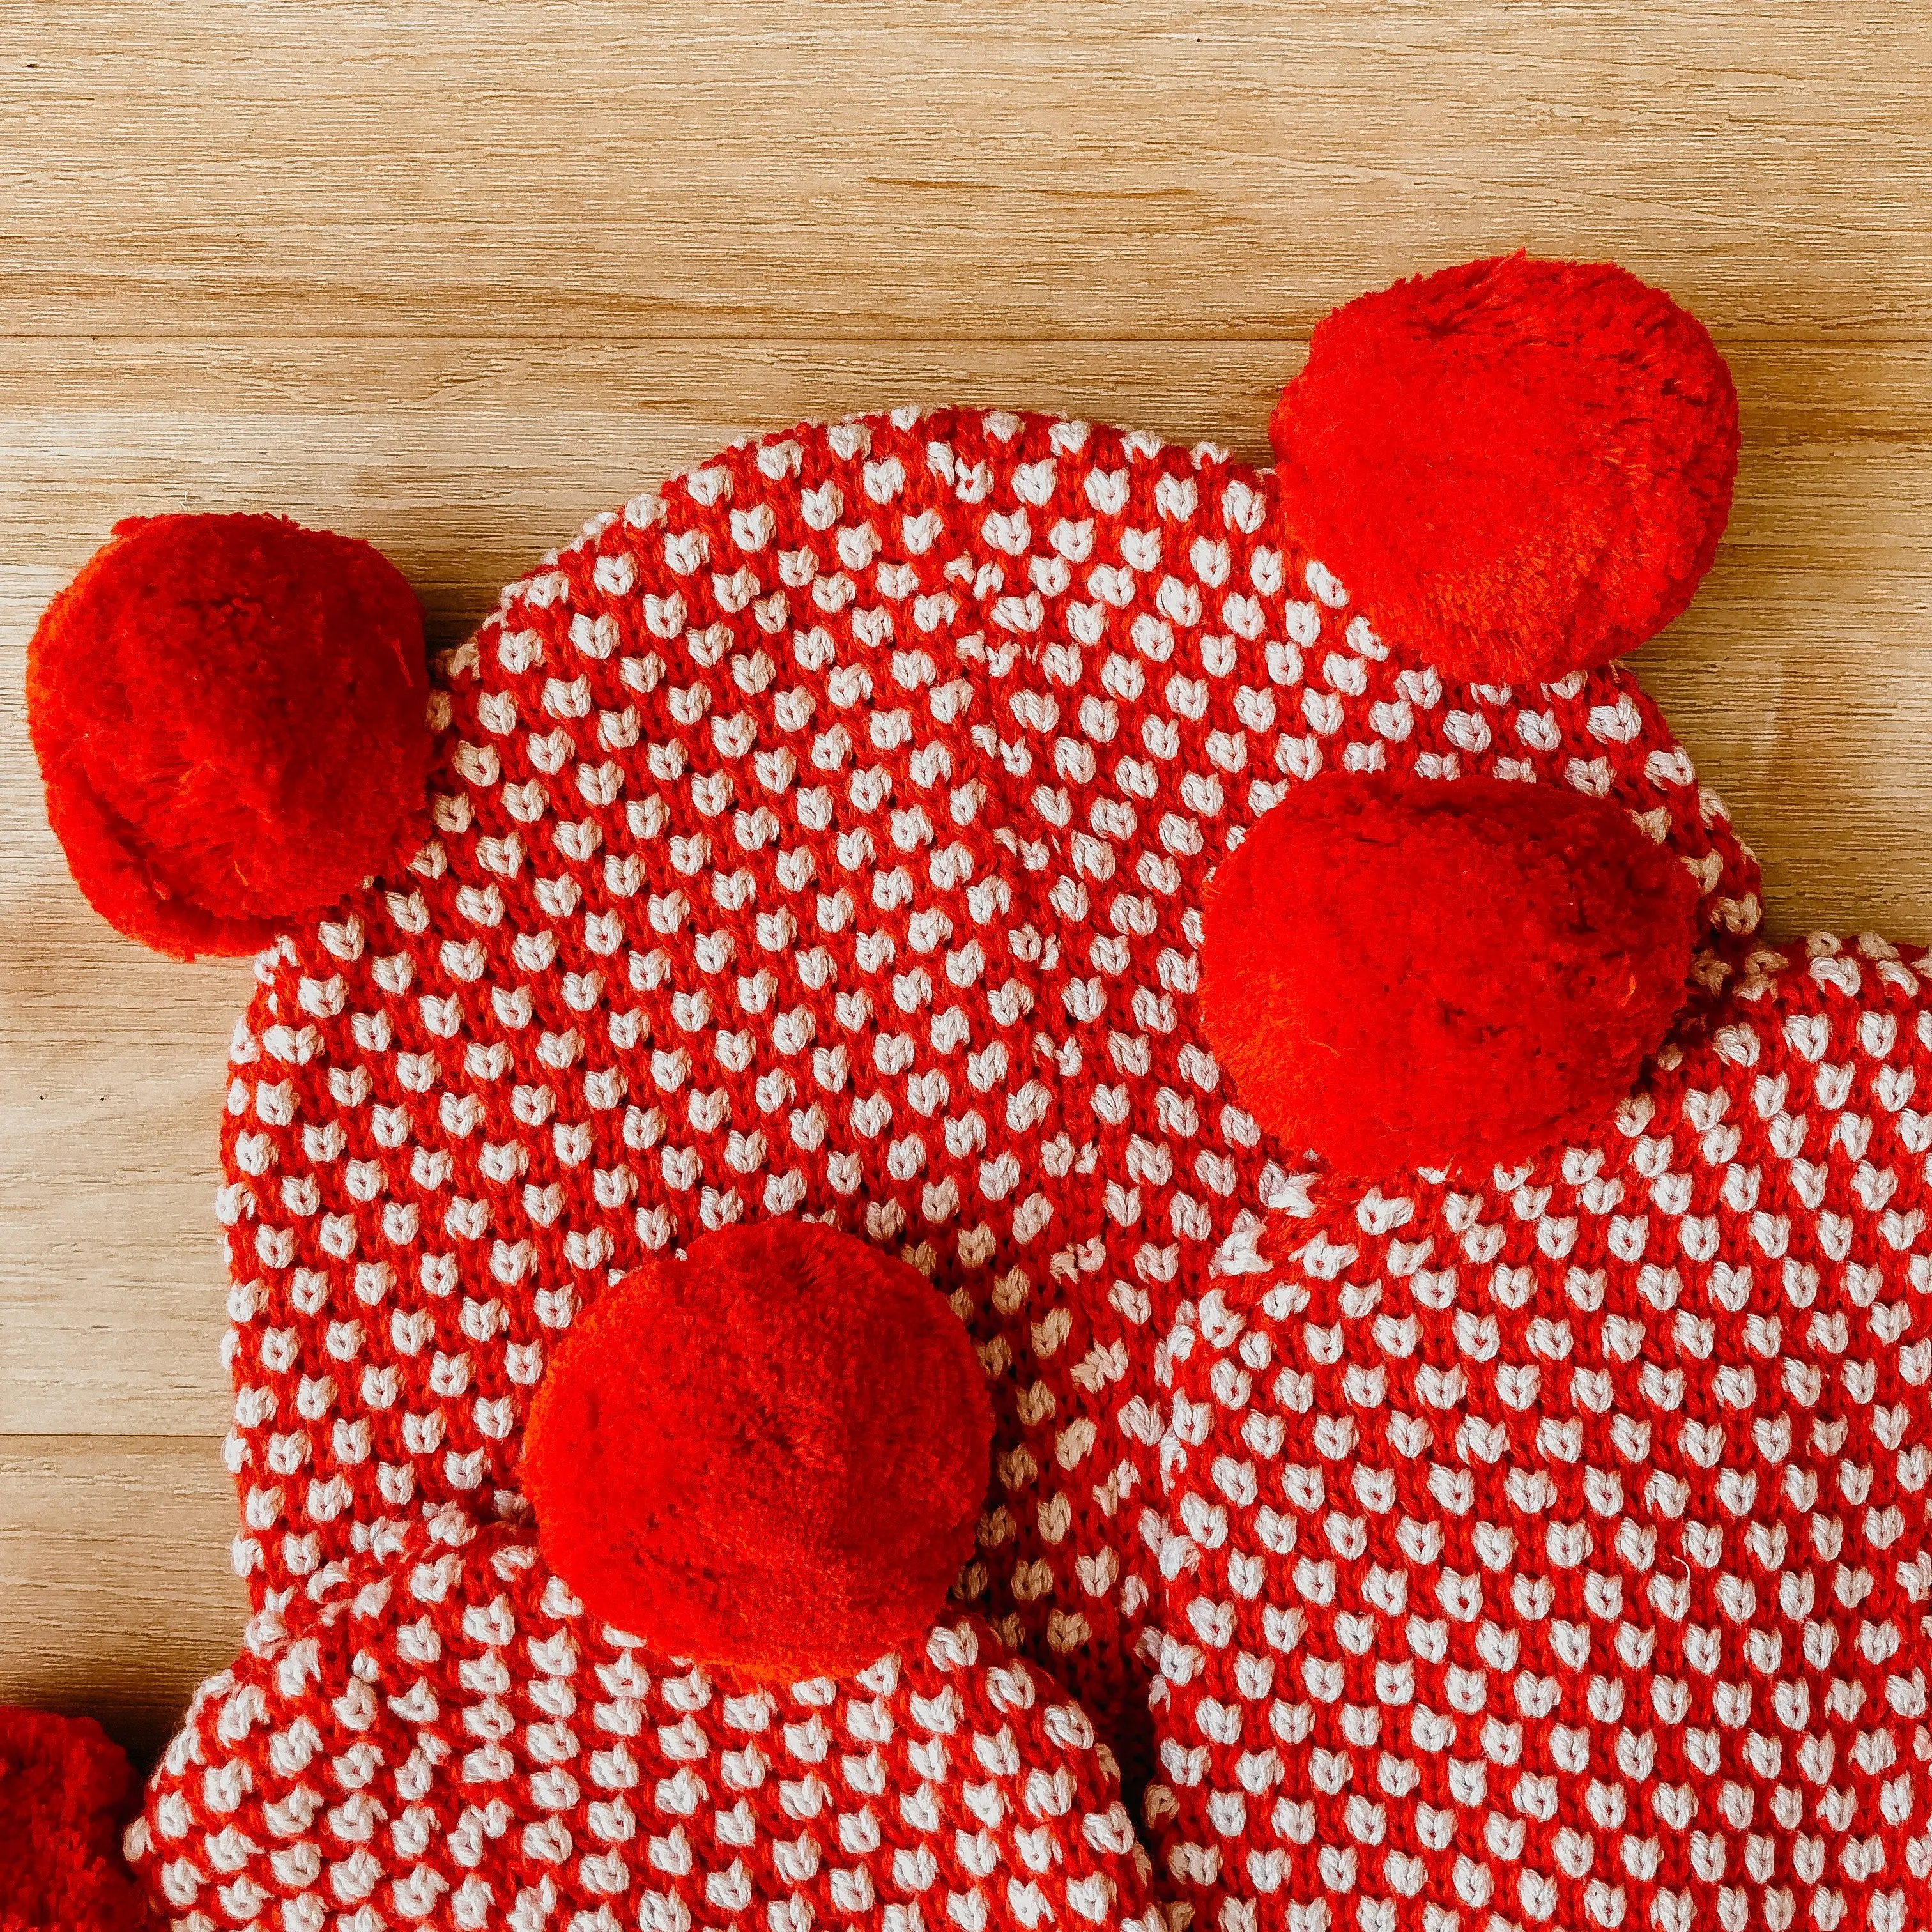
[26,253,1853,1932]
[1146,934,1932,1932]
[125,1218,1158,1932]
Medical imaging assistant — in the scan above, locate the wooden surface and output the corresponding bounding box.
[3,3,1931,1764]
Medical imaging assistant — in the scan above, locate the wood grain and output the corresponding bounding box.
[0,1441,248,1761]
[6,4,1932,341]
[3,0,1929,1762]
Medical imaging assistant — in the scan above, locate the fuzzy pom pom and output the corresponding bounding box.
[1271,254,1739,684]
[523,1220,994,1682]
[27,512,431,960]
[0,1708,147,1932]
[1199,775,1700,1177]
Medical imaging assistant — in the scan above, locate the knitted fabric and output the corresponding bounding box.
[203,408,1760,1806]
[125,1506,1158,1931]
[42,259,1902,1932]
[1144,935,1932,1932]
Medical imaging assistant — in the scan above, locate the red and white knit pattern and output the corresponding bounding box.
[210,406,1759,1784]
[1144,936,1932,1932]
[126,1506,1159,1932]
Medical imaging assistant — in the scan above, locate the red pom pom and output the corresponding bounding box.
[27,513,431,960]
[1199,775,1700,1177]
[523,1220,993,1681]
[1271,254,1739,684]
[0,1708,148,1932]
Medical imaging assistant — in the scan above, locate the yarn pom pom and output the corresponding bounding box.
[523,1220,993,1682]
[1271,254,1739,684]
[0,1708,148,1932]
[27,512,431,960]
[1199,775,1700,1177]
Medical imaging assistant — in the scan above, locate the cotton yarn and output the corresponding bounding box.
[23,256,1922,1932]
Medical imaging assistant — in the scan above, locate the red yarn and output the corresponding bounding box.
[0,1710,146,1932]
[523,1220,994,1680]
[27,513,431,960]
[1271,253,1739,684]
[1199,774,1700,1176]
[204,404,1760,1792]
[1147,933,1932,1932]
[127,1512,1162,1932]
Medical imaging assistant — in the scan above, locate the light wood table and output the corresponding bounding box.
[3,3,1929,1762]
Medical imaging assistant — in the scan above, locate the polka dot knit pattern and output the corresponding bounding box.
[140,396,1769,1928]
[127,1509,1159,1932]
[1144,937,1932,1932]
[34,255,1929,1932]
[206,406,1758,1759]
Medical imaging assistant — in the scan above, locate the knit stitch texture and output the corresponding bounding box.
[102,376,1840,1931]
[130,1510,1159,1932]
[1145,935,1932,1932]
[204,406,1759,1758]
